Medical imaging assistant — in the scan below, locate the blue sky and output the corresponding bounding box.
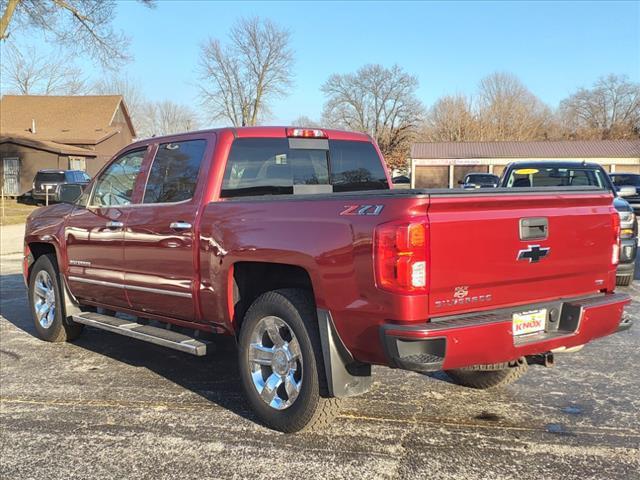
[6,0,640,126]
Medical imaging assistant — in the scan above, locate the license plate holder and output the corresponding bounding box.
[512,309,547,337]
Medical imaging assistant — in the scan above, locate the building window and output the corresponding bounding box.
[69,156,86,171]
[2,157,21,196]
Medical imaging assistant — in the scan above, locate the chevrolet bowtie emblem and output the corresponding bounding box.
[517,245,550,263]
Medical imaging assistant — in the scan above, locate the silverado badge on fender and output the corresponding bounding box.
[518,245,550,263]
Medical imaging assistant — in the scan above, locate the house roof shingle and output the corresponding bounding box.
[411,140,640,159]
[0,135,97,156]
[0,95,135,144]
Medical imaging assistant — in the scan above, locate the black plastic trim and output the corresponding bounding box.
[220,186,606,203]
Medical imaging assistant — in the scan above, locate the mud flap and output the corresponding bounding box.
[317,309,372,398]
[60,274,82,322]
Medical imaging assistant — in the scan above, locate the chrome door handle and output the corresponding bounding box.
[170,221,192,230]
[106,221,123,229]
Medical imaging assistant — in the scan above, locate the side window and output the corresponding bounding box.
[143,140,206,204]
[91,149,146,207]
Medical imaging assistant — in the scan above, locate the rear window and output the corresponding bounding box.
[505,166,606,188]
[466,174,497,183]
[35,172,64,183]
[221,138,388,198]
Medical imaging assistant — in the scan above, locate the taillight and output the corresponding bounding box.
[374,219,428,294]
[612,212,621,265]
[286,128,328,139]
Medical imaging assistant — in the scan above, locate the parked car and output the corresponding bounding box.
[31,169,91,204]
[500,161,638,286]
[24,127,630,433]
[391,175,410,184]
[458,173,500,189]
[609,173,640,213]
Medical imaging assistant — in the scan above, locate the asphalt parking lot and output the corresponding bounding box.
[1,252,639,480]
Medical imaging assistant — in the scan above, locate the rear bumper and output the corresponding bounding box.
[381,293,631,373]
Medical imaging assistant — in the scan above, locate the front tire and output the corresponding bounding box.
[28,254,83,342]
[446,357,528,389]
[238,289,339,433]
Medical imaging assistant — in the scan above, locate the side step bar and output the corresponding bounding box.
[71,312,208,356]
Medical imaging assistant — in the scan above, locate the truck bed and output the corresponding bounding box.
[201,186,616,364]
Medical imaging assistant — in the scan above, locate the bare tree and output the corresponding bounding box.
[137,100,200,139]
[290,115,320,128]
[0,0,154,68]
[92,77,198,138]
[559,74,640,139]
[0,43,86,94]
[422,94,476,141]
[476,72,552,141]
[321,64,424,170]
[198,16,294,127]
[92,75,146,133]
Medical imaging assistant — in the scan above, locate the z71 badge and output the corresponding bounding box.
[340,205,384,216]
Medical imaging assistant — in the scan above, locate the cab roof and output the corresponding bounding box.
[129,126,372,146]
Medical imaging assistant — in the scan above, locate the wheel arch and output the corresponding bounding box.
[26,241,80,317]
[231,261,315,334]
[26,242,59,282]
[231,261,372,398]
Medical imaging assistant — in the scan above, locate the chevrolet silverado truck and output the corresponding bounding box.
[24,127,631,432]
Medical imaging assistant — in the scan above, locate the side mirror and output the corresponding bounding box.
[618,186,637,198]
[457,180,464,185]
[59,184,83,204]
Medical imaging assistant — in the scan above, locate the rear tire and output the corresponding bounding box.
[446,357,528,389]
[28,254,83,343]
[238,289,340,433]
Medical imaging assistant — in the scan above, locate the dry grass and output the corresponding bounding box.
[0,198,39,226]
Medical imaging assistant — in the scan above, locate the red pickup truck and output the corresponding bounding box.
[23,127,631,432]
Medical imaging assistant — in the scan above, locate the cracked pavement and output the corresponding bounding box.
[1,252,639,479]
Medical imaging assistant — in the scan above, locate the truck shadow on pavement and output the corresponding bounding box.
[0,273,260,426]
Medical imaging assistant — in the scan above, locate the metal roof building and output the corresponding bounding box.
[410,140,640,188]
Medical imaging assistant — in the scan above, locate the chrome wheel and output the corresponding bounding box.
[33,270,56,329]
[248,316,303,410]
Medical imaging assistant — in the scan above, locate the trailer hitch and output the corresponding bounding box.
[526,352,555,368]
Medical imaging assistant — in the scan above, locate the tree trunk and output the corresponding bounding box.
[0,0,20,40]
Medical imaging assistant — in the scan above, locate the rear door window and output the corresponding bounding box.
[143,140,207,204]
[221,138,388,198]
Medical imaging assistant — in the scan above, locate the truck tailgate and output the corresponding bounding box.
[427,191,616,316]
